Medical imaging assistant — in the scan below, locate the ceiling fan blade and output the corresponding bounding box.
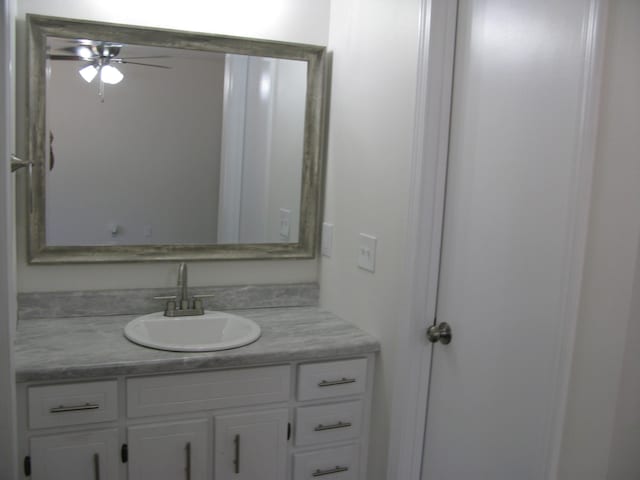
[55,46,79,54]
[119,55,172,60]
[116,60,171,69]
[48,55,91,61]
[56,45,93,54]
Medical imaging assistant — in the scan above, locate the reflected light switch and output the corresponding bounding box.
[279,208,291,241]
[358,233,377,273]
[321,222,334,257]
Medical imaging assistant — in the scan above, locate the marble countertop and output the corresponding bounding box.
[14,307,380,383]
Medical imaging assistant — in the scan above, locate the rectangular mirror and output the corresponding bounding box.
[26,14,327,263]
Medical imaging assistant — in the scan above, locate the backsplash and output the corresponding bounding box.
[18,283,319,320]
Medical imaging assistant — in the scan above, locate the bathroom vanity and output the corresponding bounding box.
[14,12,362,480]
[14,306,379,480]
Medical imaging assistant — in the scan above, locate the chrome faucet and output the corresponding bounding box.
[177,262,189,310]
[156,263,213,317]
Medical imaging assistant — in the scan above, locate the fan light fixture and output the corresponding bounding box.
[78,63,123,85]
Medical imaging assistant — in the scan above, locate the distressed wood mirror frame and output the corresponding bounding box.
[26,14,327,264]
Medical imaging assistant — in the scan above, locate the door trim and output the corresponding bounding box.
[385,1,457,479]
[544,1,609,477]
[386,1,609,479]
[0,0,17,478]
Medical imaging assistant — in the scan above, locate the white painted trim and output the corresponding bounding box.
[546,1,609,478]
[0,0,18,478]
[238,57,276,242]
[385,1,457,479]
[218,54,248,243]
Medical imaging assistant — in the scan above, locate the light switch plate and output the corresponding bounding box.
[279,208,291,241]
[358,233,377,272]
[321,222,334,257]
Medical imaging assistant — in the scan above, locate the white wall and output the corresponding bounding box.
[17,0,330,45]
[235,57,305,244]
[46,53,224,245]
[217,55,305,244]
[239,57,276,243]
[321,0,420,478]
[559,1,640,478]
[265,59,305,243]
[15,0,330,291]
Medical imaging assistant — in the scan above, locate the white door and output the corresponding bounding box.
[421,0,602,478]
[0,0,17,478]
[214,409,289,480]
[128,419,209,480]
[30,429,120,480]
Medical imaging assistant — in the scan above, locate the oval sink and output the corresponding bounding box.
[124,311,261,352]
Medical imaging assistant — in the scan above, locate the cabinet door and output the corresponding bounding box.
[128,419,208,480]
[30,428,119,480]
[215,409,288,480]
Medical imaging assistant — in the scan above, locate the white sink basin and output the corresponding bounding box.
[124,311,261,352]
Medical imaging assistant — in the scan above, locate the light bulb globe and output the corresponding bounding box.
[100,65,124,85]
[78,65,98,83]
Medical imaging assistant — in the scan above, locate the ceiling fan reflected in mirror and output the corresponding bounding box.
[48,40,171,101]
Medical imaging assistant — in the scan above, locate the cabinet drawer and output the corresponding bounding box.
[297,359,367,401]
[295,400,362,446]
[293,444,359,480]
[28,381,118,429]
[127,365,290,417]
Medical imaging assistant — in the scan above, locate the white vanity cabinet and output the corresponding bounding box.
[18,355,374,480]
[29,429,119,480]
[127,419,209,480]
[24,381,121,479]
[214,409,289,480]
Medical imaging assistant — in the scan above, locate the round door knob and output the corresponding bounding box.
[427,322,452,345]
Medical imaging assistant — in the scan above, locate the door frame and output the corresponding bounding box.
[386,0,609,479]
[0,0,18,478]
[385,0,457,479]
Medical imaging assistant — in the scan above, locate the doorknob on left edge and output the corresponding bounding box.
[10,154,33,172]
[427,322,452,345]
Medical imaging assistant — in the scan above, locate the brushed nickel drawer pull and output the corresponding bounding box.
[93,453,100,480]
[233,434,240,474]
[49,402,100,413]
[314,421,352,432]
[312,465,349,477]
[318,378,356,387]
[185,442,191,480]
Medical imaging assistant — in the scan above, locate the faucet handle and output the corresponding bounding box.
[192,293,215,303]
[154,295,178,316]
[191,294,215,312]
